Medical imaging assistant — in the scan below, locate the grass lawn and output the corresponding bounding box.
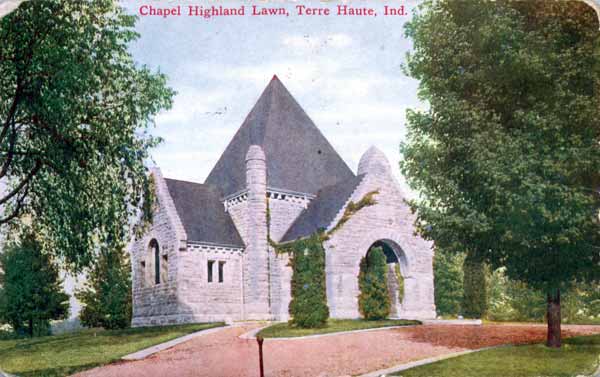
[393,333,600,377]
[257,319,420,338]
[0,322,224,377]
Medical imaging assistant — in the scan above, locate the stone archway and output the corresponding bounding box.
[325,228,435,319]
[367,240,408,318]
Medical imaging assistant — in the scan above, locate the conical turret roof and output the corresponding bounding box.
[205,76,355,197]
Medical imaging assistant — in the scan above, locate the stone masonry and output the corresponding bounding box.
[130,77,436,326]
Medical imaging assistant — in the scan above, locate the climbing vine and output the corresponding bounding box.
[395,263,404,304]
[284,234,329,328]
[270,190,379,328]
[326,190,379,238]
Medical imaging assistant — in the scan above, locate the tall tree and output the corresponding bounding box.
[76,243,132,329]
[402,0,600,347]
[0,232,69,336]
[0,0,173,269]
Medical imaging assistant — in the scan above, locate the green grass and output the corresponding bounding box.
[0,322,224,377]
[393,334,600,377]
[257,319,420,338]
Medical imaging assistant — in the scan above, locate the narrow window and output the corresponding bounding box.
[140,261,146,288]
[207,260,214,282]
[218,261,225,283]
[154,245,160,284]
[149,239,160,285]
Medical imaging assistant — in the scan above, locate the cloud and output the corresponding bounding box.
[155,86,230,125]
[281,33,353,53]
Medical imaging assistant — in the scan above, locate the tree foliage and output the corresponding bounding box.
[76,243,132,329]
[462,252,487,318]
[0,0,174,270]
[401,0,600,346]
[287,235,329,328]
[358,246,391,320]
[0,232,69,336]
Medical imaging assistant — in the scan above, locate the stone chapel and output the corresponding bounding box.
[130,76,436,326]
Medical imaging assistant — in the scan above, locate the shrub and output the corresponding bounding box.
[0,232,70,336]
[76,245,132,329]
[287,235,329,328]
[358,246,391,320]
[434,248,465,316]
[462,251,487,318]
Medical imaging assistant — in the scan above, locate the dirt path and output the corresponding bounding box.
[75,324,600,377]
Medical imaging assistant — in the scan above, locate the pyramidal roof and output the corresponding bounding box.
[205,76,355,197]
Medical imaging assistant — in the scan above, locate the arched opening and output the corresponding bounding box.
[149,239,160,285]
[365,240,407,318]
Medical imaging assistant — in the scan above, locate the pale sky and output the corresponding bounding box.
[120,0,425,194]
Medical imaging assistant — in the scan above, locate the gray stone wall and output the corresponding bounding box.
[227,198,248,244]
[268,249,293,321]
[324,148,436,320]
[268,195,310,242]
[177,244,243,322]
[131,169,187,327]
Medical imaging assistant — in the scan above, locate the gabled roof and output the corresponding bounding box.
[281,174,365,242]
[205,76,355,197]
[164,178,244,247]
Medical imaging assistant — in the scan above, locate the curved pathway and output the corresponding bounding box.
[75,324,600,377]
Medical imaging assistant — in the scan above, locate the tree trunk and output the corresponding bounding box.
[546,288,561,348]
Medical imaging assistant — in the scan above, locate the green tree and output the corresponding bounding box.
[288,235,329,328]
[76,243,132,329]
[358,246,391,320]
[433,248,464,317]
[462,251,487,318]
[0,0,174,270]
[0,232,69,336]
[402,0,600,347]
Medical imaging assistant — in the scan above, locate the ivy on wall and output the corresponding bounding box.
[326,190,379,238]
[283,234,329,328]
[395,263,404,304]
[269,191,380,328]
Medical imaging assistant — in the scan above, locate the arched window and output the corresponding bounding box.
[149,239,160,285]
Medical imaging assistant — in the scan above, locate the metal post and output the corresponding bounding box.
[257,336,265,377]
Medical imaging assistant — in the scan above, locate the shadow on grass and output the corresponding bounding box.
[18,362,105,377]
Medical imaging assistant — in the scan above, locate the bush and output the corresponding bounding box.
[0,232,70,337]
[287,235,329,328]
[358,246,391,320]
[434,248,465,316]
[76,245,132,329]
[462,251,487,318]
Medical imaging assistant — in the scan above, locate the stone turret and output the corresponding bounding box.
[357,146,392,176]
[243,145,271,319]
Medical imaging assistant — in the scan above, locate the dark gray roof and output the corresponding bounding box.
[205,76,355,197]
[164,178,244,247]
[281,174,365,242]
